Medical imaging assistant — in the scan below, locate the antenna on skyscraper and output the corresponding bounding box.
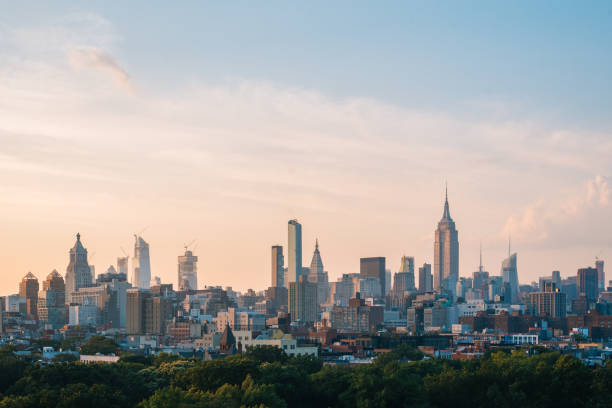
[479,241,483,272]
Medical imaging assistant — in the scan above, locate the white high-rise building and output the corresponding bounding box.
[132,235,151,289]
[287,219,303,284]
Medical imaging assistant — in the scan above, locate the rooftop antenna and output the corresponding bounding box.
[120,247,129,257]
[479,241,483,272]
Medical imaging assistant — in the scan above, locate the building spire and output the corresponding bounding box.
[315,238,319,250]
[442,183,451,220]
[479,241,483,272]
[508,235,511,257]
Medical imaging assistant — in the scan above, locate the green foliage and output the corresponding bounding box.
[244,345,289,364]
[52,353,78,363]
[0,343,610,407]
[79,336,119,355]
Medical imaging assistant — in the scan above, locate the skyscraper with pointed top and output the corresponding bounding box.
[434,186,459,293]
[307,239,329,305]
[65,233,93,303]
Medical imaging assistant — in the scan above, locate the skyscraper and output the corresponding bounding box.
[117,256,129,276]
[418,263,433,293]
[132,235,151,289]
[529,282,566,318]
[289,276,317,323]
[38,270,67,328]
[19,272,39,318]
[596,259,605,291]
[307,239,329,306]
[501,253,519,303]
[65,233,93,303]
[393,256,416,293]
[271,245,285,288]
[287,219,302,284]
[178,249,198,291]
[472,244,489,299]
[434,187,459,292]
[577,267,598,303]
[360,257,386,297]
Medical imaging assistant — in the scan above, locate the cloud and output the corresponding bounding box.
[502,175,612,248]
[67,47,134,93]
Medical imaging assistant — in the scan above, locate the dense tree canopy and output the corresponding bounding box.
[79,336,119,355]
[0,345,609,407]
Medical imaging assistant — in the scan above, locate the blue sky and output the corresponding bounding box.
[6,1,612,126]
[0,2,611,291]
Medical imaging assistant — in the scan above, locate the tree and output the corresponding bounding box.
[52,353,78,363]
[79,336,119,355]
[244,345,288,364]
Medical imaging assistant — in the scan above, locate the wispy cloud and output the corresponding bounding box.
[67,47,134,93]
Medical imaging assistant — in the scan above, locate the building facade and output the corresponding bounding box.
[178,249,198,291]
[65,233,93,303]
[307,240,329,307]
[271,245,284,288]
[434,189,459,292]
[287,220,303,285]
[289,276,317,323]
[132,235,151,289]
[360,257,386,298]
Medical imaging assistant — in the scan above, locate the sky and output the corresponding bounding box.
[1,1,612,294]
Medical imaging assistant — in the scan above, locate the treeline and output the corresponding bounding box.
[0,344,610,407]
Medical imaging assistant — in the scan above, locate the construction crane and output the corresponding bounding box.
[184,239,197,252]
[120,247,129,258]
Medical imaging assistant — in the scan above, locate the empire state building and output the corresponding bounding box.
[434,187,459,292]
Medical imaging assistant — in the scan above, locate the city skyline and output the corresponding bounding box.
[1,186,610,296]
[1,2,612,294]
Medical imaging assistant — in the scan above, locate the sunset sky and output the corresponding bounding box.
[1,1,612,294]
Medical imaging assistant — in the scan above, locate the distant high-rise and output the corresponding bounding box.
[418,263,433,293]
[287,220,303,284]
[393,256,416,293]
[271,245,285,288]
[472,245,489,299]
[117,256,129,275]
[38,270,67,328]
[434,187,459,292]
[502,253,519,303]
[19,272,39,318]
[529,282,566,318]
[178,249,198,291]
[577,267,598,303]
[65,233,93,303]
[360,257,386,297]
[132,235,151,289]
[307,239,329,306]
[596,259,605,291]
[289,276,317,323]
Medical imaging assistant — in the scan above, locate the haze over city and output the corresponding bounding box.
[2,1,612,294]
